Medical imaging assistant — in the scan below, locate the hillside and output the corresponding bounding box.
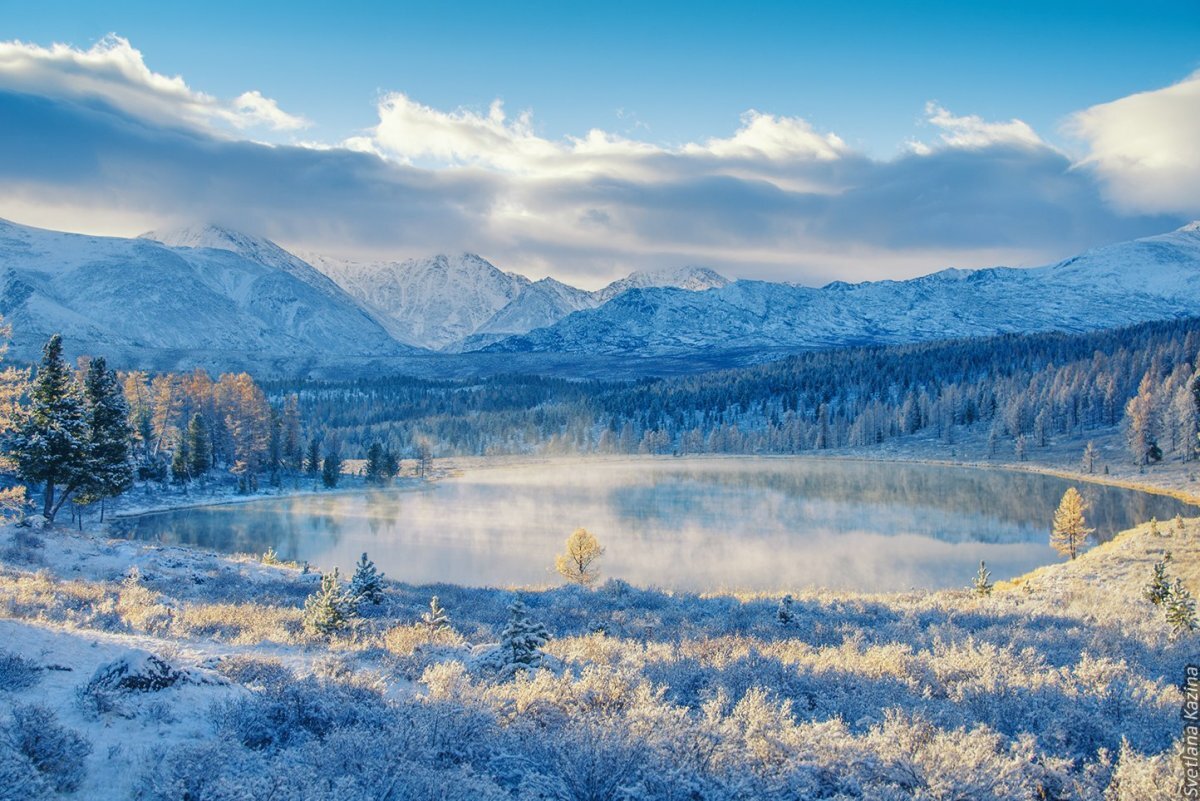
[0,504,1184,799]
[487,222,1200,356]
[0,219,409,370]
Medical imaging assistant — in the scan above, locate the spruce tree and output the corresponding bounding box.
[383,449,399,481]
[776,594,795,626]
[365,442,384,484]
[170,438,190,484]
[972,560,993,597]
[1143,560,1171,606]
[77,357,134,516]
[349,552,385,605]
[1165,579,1198,640]
[499,597,549,668]
[302,568,356,636]
[185,413,212,479]
[9,335,90,521]
[282,395,303,473]
[306,436,321,477]
[321,442,342,488]
[421,595,451,632]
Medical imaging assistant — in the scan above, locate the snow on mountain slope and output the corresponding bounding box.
[302,252,530,350]
[0,219,409,368]
[485,223,1200,356]
[593,265,732,303]
[450,277,599,352]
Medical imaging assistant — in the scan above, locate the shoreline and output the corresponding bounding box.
[106,450,1200,525]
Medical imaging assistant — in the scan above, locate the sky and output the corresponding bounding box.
[0,0,1198,288]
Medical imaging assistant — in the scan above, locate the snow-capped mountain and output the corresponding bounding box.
[300,252,531,350]
[593,266,732,303]
[304,254,733,351]
[485,223,1200,356]
[0,219,408,370]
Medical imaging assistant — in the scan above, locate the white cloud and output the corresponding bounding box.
[1066,70,1200,216]
[919,102,1046,151]
[0,35,308,134]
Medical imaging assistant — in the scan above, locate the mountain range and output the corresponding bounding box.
[0,217,1198,375]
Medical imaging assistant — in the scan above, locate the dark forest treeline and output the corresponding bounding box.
[262,317,1200,465]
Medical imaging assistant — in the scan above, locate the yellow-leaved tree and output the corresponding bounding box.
[0,316,30,520]
[1051,487,1094,560]
[555,527,605,586]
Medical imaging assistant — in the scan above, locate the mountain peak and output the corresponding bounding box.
[595,265,731,303]
[1178,221,1200,234]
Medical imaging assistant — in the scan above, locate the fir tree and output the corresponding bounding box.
[1050,487,1094,560]
[383,449,400,481]
[364,442,384,485]
[281,395,303,473]
[1149,517,1160,537]
[321,441,342,488]
[349,552,385,605]
[1177,513,1186,534]
[9,335,91,521]
[302,568,356,636]
[499,597,549,669]
[776,594,795,626]
[77,357,134,518]
[1143,560,1171,606]
[421,595,451,632]
[185,413,212,479]
[972,560,993,597]
[306,436,321,477]
[555,527,605,586]
[170,437,190,484]
[1165,579,1197,640]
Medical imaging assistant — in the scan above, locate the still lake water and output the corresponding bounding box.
[112,458,1198,592]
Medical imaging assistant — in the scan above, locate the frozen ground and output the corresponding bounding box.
[0,450,1193,799]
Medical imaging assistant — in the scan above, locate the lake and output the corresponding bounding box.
[110,458,1197,592]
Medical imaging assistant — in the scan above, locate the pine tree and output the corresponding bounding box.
[364,442,384,484]
[306,436,321,477]
[555,527,605,586]
[1050,487,1094,560]
[349,552,385,605]
[302,568,356,636]
[321,441,342,488]
[77,357,134,517]
[1143,560,1171,606]
[1165,579,1197,640]
[9,335,91,521]
[421,595,451,632]
[170,437,190,484]
[1149,517,1160,537]
[383,449,399,481]
[972,560,993,597]
[185,413,212,479]
[282,395,303,474]
[776,594,795,626]
[499,598,549,668]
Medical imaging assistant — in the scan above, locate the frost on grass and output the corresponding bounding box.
[0,520,1191,799]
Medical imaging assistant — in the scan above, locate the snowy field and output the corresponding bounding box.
[0,464,1193,799]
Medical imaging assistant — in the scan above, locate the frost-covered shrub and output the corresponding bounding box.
[0,742,49,801]
[212,676,390,751]
[117,568,173,633]
[0,650,41,692]
[6,704,92,792]
[213,655,295,688]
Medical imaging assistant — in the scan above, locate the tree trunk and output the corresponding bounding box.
[43,482,55,521]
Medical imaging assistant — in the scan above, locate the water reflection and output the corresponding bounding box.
[110,458,1198,592]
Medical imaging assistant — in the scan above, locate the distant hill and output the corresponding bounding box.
[485,222,1200,356]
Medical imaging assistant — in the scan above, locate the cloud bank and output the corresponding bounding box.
[0,35,1191,287]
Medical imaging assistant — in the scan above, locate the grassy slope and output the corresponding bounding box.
[0,493,1192,799]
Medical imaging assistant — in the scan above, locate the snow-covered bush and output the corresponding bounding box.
[0,650,41,692]
[5,704,92,792]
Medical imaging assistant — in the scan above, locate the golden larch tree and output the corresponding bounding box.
[1051,487,1094,560]
[555,527,605,586]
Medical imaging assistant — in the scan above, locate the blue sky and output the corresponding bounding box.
[0,1,1197,286]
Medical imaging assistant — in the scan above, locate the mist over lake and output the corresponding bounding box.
[113,458,1197,592]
